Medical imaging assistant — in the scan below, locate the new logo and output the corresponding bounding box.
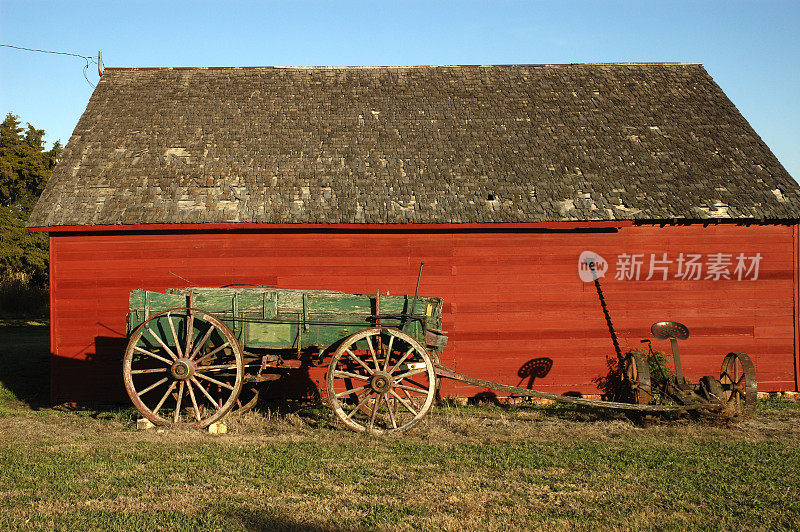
[578,251,608,282]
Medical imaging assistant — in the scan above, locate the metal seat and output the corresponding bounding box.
[651,321,690,341]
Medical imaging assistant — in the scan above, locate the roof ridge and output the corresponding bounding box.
[103,62,703,71]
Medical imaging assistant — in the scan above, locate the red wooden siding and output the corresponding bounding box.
[48,224,799,404]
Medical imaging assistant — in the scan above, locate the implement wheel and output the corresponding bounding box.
[699,375,724,403]
[123,308,244,428]
[326,328,436,434]
[720,352,757,414]
[622,352,652,405]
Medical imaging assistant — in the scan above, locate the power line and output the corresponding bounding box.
[0,43,95,62]
[0,43,98,88]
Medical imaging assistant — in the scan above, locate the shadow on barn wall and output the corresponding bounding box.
[49,336,323,407]
[467,356,555,405]
[516,357,554,389]
[46,336,130,405]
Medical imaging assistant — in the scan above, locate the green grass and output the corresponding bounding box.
[1,325,799,531]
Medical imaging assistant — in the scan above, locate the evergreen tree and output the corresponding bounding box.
[0,113,61,285]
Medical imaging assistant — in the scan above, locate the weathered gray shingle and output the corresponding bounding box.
[28,64,800,227]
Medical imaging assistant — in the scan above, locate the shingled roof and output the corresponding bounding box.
[28,63,800,227]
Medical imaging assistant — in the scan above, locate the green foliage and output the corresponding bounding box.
[0,113,60,285]
[641,346,676,383]
[0,202,49,284]
[592,353,626,401]
[0,277,49,318]
[594,346,677,403]
[628,346,677,404]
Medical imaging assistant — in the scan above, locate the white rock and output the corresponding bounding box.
[137,418,155,430]
[208,422,227,435]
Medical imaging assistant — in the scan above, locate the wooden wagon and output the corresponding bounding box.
[123,286,447,434]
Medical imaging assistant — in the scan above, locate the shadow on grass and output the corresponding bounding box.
[228,508,358,532]
[238,396,338,430]
[0,324,50,408]
[446,395,633,423]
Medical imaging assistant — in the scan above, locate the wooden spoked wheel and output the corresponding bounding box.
[622,352,652,405]
[231,384,260,415]
[326,328,437,434]
[123,308,244,428]
[720,352,757,413]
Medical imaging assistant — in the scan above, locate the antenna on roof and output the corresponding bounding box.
[97,51,103,77]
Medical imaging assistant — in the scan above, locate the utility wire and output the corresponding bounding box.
[82,62,95,88]
[0,43,98,88]
[0,43,95,62]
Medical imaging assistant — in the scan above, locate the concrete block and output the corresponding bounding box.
[208,422,227,435]
[137,418,155,430]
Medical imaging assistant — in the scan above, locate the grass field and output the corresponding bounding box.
[1,325,799,531]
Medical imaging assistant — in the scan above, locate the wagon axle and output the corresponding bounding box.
[369,372,393,394]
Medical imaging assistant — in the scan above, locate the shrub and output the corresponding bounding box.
[0,276,48,318]
[593,346,676,403]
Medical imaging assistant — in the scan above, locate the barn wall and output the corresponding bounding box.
[48,223,799,404]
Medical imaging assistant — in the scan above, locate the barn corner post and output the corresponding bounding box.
[48,233,57,405]
[794,223,800,392]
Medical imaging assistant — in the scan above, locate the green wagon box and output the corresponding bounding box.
[124,286,447,434]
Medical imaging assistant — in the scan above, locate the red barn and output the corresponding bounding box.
[28,64,800,404]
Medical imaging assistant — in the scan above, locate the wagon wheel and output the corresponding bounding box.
[720,352,757,413]
[232,384,260,414]
[326,328,436,434]
[123,308,244,428]
[622,352,652,405]
[428,349,443,398]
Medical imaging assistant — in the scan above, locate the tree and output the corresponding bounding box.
[0,113,61,285]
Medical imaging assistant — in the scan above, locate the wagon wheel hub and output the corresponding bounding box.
[370,371,393,394]
[170,359,196,381]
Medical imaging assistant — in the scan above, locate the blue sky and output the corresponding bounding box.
[1,0,798,180]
